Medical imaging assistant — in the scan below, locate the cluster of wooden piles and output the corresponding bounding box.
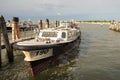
[109,22,120,32]
[0,16,60,68]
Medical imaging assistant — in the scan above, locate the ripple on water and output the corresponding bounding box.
[1,24,120,80]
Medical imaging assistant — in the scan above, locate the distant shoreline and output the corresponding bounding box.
[77,21,110,25]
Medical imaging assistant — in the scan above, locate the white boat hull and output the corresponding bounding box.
[23,48,53,61]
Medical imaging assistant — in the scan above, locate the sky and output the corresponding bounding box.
[0,0,120,21]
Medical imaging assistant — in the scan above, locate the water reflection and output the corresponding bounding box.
[33,43,80,80]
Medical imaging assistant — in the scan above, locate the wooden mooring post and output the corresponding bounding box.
[0,18,1,67]
[55,20,59,27]
[0,16,14,63]
[38,20,42,30]
[12,17,20,41]
[45,19,49,29]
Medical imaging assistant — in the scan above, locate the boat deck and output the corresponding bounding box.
[16,38,74,46]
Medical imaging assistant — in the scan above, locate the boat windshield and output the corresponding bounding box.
[42,32,57,37]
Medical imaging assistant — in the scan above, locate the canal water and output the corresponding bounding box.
[0,24,120,80]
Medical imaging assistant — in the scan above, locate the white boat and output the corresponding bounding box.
[109,22,120,32]
[13,21,81,76]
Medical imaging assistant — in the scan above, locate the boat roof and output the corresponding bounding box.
[40,27,77,32]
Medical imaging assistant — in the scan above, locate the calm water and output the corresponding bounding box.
[0,24,120,80]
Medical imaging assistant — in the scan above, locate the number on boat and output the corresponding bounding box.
[35,49,49,56]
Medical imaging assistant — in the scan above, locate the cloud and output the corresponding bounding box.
[1,0,120,20]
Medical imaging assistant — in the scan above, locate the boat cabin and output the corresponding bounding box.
[38,27,79,43]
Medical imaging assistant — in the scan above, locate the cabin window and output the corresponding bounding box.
[62,32,66,38]
[42,32,57,37]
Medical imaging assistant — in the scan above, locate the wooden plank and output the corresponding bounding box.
[1,37,34,49]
